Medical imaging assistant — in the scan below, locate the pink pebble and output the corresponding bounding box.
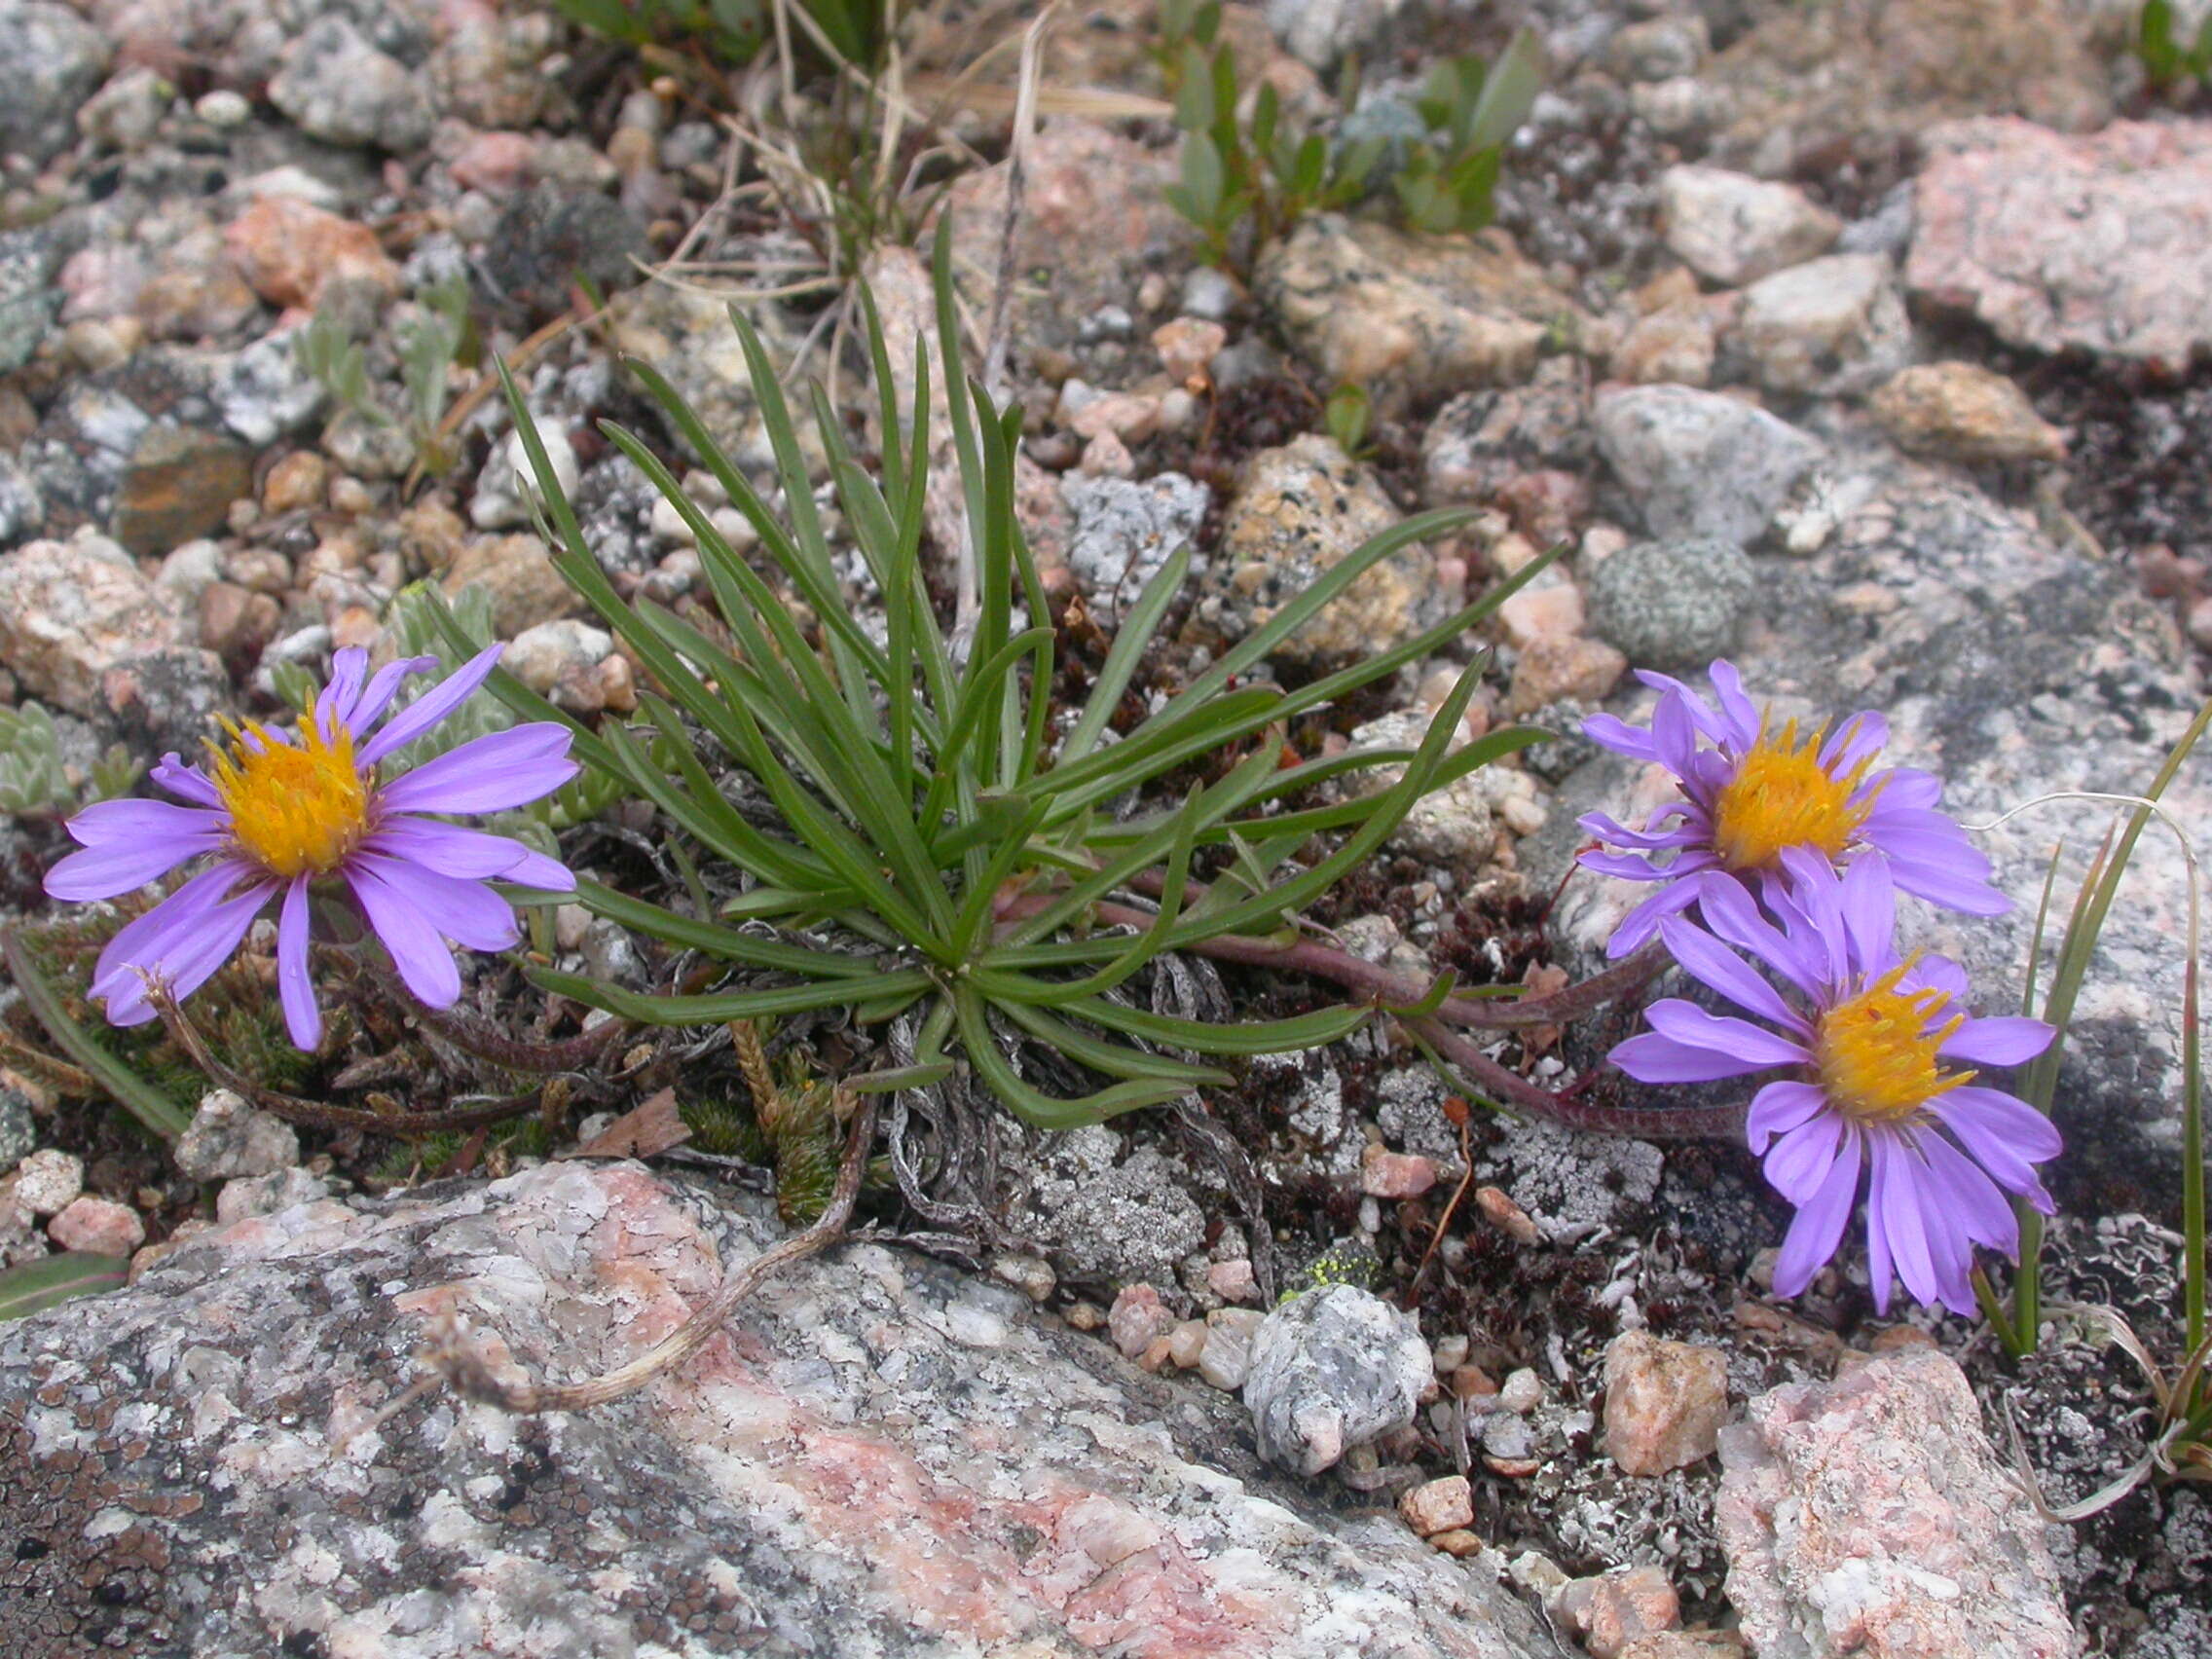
[48,1196,146,1257]
[1361,1146,1441,1199]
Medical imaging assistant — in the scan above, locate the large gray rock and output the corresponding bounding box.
[1717,1349,2075,1659]
[1594,386,1824,545]
[1908,118,2212,370]
[0,1161,1567,1657]
[0,2,112,164]
[0,536,183,715]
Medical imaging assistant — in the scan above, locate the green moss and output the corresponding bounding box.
[1280,1240,1383,1302]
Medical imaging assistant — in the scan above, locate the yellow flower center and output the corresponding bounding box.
[1709,717,1874,872]
[1814,963,1974,1124]
[209,718,371,879]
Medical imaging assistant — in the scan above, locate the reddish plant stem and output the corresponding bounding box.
[1108,876,1669,1028]
[1055,899,1743,1143]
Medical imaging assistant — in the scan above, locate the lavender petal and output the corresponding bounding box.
[1658,914,1807,1032]
[1746,1079,1829,1154]
[348,852,522,952]
[1643,1000,1811,1069]
[1771,1133,1862,1299]
[1939,1015,2054,1068]
[364,817,574,890]
[346,862,463,1008]
[276,877,321,1050]
[373,724,578,816]
[357,643,506,765]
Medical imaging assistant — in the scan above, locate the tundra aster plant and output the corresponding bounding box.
[437,222,1555,1127]
[1611,854,2058,1314]
[43,645,578,1049]
[1580,662,2007,957]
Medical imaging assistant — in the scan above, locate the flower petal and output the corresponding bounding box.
[1580,712,1658,763]
[1658,914,1806,1032]
[1706,660,1761,751]
[277,877,321,1051]
[356,643,505,765]
[1858,767,1942,813]
[373,724,578,816]
[346,653,440,736]
[92,863,275,1025]
[1870,1136,1944,1313]
[63,796,226,848]
[349,853,522,953]
[1931,1086,2062,1192]
[346,862,463,1008]
[362,818,573,890]
[1764,1110,1848,1203]
[1605,871,1713,958]
[1820,709,1888,773]
[46,808,225,902]
[1691,871,1826,1000]
[1771,1131,1862,1299]
[1746,1079,1829,1154]
[1610,1030,1781,1085]
[1643,1000,1811,1069]
[1919,1132,2019,1258]
[1836,853,1899,978]
[1939,1015,2054,1068]
[314,647,369,737]
[152,754,221,806]
[1650,689,1701,779]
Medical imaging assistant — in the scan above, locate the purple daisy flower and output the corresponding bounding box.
[1609,852,2058,1315]
[44,645,579,1051]
[1579,660,2007,957]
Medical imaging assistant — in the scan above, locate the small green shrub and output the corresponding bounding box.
[1160,6,1544,265]
[2136,0,2212,91]
[450,222,1552,1127]
[0,702,139,818]
[294,274,476,479]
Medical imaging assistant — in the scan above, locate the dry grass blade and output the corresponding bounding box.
[420,1092,874,1414]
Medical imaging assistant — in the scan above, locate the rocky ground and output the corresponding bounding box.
[2,0,2210,1654]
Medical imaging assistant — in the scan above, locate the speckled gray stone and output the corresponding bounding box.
[0,1161,1567,1658]
[1062,471,1209,624]
[0,1090,36,1176]
[1594,384,1823,544]
[1243,1282,1432,1476]
[1585,536,1756,673]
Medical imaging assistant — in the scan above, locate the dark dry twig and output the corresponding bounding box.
[1404,1095,1477,1309]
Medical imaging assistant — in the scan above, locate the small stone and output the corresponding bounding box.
[0,1093,34,1176]
[261,451,329,516]
[1474,1185,1542,1245]
[1078,431,1135,478]
[198,583,280,660]
[1256,216,1579,417]
[1595,384,1823,546]
[1429,1529,1487,1558]
[1062,472,1208,626]
[1736,253,1912,397]
[1360,1146,1439,1199]
[1067,391,1161,445]
[1205,1259,1258,1304]
[442,533,575,637]
[112,426,255,556]
[1604,1330,1730,1476]
[1658,166,1841,287]
[1495,579,1585,646]
[174,1089,300,1184]
[1108,1282,1174,1359]
[2188,595,2212,652]
[1869,361,2065,465]
[1243,1283,1432,1475]
[3,3,112,164]
[196,90,250,127]
[988,1253,1055,1303]
[1152,316,1227,387]
[1198,1309,1264,1391]
[268,17,433,151]
[78,64,171,152]
[1398,1475,1475,1537]
[1166,1319,1209,1368]
[226,198,400,312]
[1556,1565,1682,1659]
[1498,1368,1545,1415]
[503,620,614,714]
[15,1149,83,1217]
[1452,1364,1499,1402]
[48,1196,144,1256]
[0,537,182,715]
[215,1167,329,1224]
[1585,537,1756,673]
[1507,635,1625,716]
[1199,434,1445,669]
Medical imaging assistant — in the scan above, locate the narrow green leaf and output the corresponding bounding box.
[952,987,1196,1128]
[0,1254,129,1322]
[1068,994,1371,1055]
[571,877,886,977]
[2,928,190,1139]
[534,965,934,1024]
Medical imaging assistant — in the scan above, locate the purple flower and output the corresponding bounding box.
[1609,853,2058,1315]
[1579,661,2007,958]
[45,645,578,1051]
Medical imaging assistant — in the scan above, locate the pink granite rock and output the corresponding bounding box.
[1909,118,2212,369]
[1716,1348,2076,1659]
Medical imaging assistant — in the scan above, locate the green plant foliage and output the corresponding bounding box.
[0,701,144,818]
[459,220,1551,1128]
[549,0,767,59]
[2137,0,2212,90]
[1160,13,1542,263]
[1324,384,1373,459]
[295,275,477,478]
[0,1253,129,1322]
